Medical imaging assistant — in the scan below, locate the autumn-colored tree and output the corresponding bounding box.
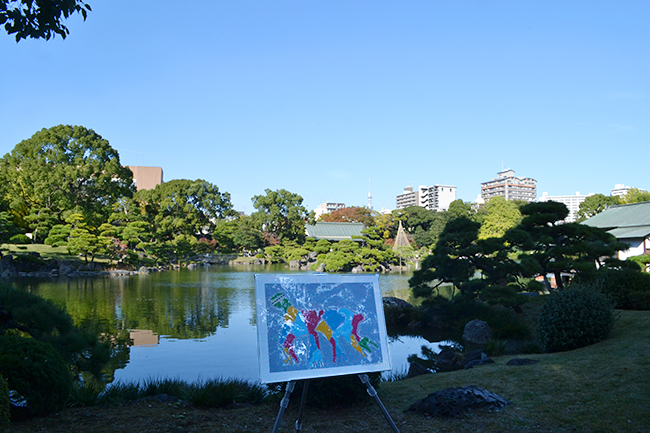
[319,206,375,226]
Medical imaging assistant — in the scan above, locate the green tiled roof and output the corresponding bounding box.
[583,201,650,239]
[305,222,364,241]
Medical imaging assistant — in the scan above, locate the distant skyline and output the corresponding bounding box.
[1,1,648,213]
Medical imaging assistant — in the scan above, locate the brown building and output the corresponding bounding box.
[127,166,163,191]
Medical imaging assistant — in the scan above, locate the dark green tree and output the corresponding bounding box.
[251,189,314,243]
[509,201,628,290]
[1,0,91,41]
[0,125,134,229]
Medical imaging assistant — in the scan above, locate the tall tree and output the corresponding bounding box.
[509,201,627,290]
[576,194,620,222]
[319,206,375,226]
[251,189,314,243]
[620,188,650,204]
[131,179,236,242]
[478,196,521,239]
[0,125,134,229]
[1,0,91,41]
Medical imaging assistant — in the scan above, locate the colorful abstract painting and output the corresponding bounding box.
[255,274,391,383]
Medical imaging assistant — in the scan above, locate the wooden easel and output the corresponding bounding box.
[270,374,401,433]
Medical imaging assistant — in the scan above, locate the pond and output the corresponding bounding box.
[10,265,448,383]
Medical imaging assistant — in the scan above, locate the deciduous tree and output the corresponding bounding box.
[0,125,134,229]
[251,189,314,243]
[1,0,91,41]
[576,194,620,222]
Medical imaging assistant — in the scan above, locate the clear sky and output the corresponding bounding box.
[1,1,648,214]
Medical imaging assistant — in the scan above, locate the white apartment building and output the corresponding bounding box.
[481,169,537,202]
[396,184,457,211]
[611,184,632,197]
[539,192,593,223]
[313,202,346,219]
[396,186,419,209]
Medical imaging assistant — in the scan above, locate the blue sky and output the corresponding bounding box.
[1,1,648,214]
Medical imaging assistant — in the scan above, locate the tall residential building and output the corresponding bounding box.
[539,192,593,222]
[611,184,632,197]
[481,169,536,202]
[313,202,346,219]
[396,186,418,209]
[127,166,163,191]
[420,185,457,211]
[396,184,457,211]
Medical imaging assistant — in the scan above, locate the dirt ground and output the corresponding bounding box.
[8,398,424,433]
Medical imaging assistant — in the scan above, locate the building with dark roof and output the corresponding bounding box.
[305,222,364,241]
[582,201,650,261]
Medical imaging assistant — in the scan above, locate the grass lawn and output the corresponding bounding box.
[1,243,111,264]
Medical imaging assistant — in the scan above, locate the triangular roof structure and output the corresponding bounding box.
[393,220,411,250]
[583,201,650,239]
[305,222,364,241]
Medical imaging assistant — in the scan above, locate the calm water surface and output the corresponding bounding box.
[11,265,446,383]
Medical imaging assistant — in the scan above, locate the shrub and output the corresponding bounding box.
[8,234,31,245]
[575,268,650,310]
[0,286,111,379]
[0,336,73,419]
[537,286,615,353]
[0,376,9,433]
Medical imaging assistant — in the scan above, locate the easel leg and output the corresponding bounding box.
[358,374,401,433]
[271,381,296,433]
[295,380,310,432]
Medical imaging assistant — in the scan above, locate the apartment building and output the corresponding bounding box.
[481,169,536,202]
[313,202,346,219]
[539,192,593,222]
[396,184,457,211]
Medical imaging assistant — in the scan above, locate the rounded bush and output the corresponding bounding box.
[537,287,615,353]
[0,336,73,419]
[8,234,30,245]
[0,376,9,433]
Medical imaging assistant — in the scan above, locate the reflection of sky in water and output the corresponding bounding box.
[114,314,445,384]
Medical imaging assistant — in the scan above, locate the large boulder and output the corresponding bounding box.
[463,319,492,347]
[0,255,16,278]
[406,386,511,417]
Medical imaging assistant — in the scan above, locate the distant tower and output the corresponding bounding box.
[368,177,373,210]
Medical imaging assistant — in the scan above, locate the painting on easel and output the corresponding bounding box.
[255,274,391,383]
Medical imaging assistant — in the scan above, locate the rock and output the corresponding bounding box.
[506,358,539,366]
[0,255,17,277]
[351,265,364,273]
[138,266,150,274]
[187,263,197,270]
[435,348,461,372]
[406,385,511,417]
[289,260,301,269]
[382,297,414,309]
[315,262,326,272]
[407,362,433,379]
[463,319,492,347]
[460,349,494,369]
[58,260,77,276]
[308,251,318,261]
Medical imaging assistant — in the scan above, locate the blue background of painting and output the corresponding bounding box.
[265,281,383,374]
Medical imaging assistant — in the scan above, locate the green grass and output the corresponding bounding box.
[71,377,268,409]
[382,309,650,432]
[1,244,111,264]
